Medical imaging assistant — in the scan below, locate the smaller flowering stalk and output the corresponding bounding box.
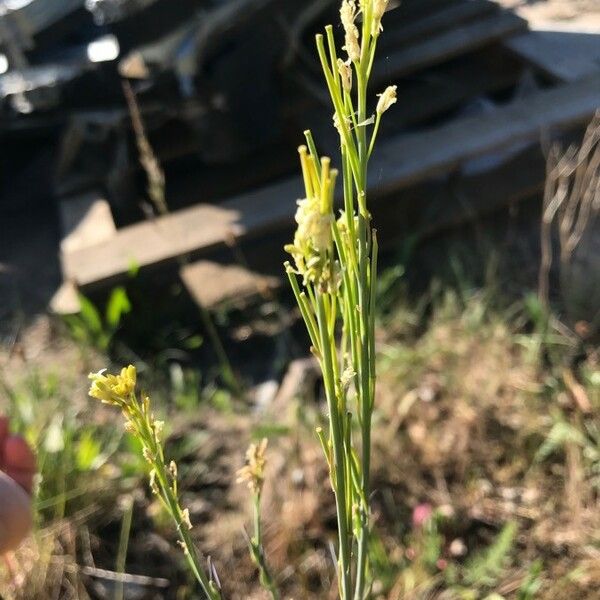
[369,84,396,157]
[88,366,221,600]
[237,439,279,599]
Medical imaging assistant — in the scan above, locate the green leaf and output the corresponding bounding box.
[517,560,543,600]
[535,421,587,463]
[105,286,132,329]
[76,430,102,471]
[182,334,203,350]
[77,293,103,334]
[464,522,517,587]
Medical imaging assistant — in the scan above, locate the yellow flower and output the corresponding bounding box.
[285,146,337,288]
[88,365,137,405]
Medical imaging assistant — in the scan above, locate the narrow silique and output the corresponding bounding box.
[284,1,396,598]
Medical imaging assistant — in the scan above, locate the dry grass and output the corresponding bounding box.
[0,283,598,599]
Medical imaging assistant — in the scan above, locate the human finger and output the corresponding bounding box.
[3,435,36,495]
[0,471,33,554]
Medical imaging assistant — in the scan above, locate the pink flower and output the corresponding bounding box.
[412,503,433,528]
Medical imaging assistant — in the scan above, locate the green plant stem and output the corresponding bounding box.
[287,5,392,597]
[367,113,381,158]
[353,35,376,600]
[114,496,134,600]
[251,492,279,600]
[317,294,352,598]
[132,398,221,600]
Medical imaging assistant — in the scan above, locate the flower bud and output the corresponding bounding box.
[372,0,389,36]
[340,1,360,62]
[376,85,397,115]
[337,58,352,92]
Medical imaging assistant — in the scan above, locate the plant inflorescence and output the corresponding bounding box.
[284,1,395,597]
[88,366,222,599]
[88,1,394,598]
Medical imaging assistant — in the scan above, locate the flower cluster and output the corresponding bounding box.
[236,438,268,496]
[284,146,337,288]
[88,365,137,406]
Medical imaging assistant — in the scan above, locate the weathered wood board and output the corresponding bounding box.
[62,73,600,289]
[505,30,600,83]
[372,11,526,81]
[380,0,497,51]
[180,260,279,309]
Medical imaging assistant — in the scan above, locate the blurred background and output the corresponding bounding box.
[0,0,599,598]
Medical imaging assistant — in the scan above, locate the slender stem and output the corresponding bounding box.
[317,294,352,598]
[114,496,133,600]
[133,400,221,600]
[368,112,381,159]
[252,493,279,600]
[316,34,361,183]
[286,266,320,351]
[152,444,220,598]
[353,20,376,599]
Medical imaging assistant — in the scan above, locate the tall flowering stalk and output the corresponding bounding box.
[284,1,395,598]
[88,367,222,600]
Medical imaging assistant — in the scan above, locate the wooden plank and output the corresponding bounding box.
[393,143,547,241]
[180,260,279,308]
[383,0,464,25]
[379,0,497,51]
[373,73,600,192]
[49,280,81,315]
[59,192,116,255]
[223,142,550,274]
[0,0,84,38]
[372,11,526,81]
[63,177,299,287]
[505,30,600,83]
[54,192,117,314]
[385,49,521,130]
[183,141,553,291]
[63,74,600,288]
